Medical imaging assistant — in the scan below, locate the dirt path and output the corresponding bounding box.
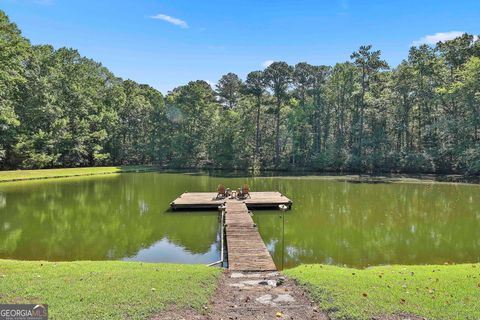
[154,270,329,320]
[153,270,425,320]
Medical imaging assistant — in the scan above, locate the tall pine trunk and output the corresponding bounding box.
[254,96,261,164]
[275,97,281,167]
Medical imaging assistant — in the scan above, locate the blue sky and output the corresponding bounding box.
[1,0,479,94]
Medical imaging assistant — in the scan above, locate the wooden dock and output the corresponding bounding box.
[224,202,277,271]
[170,191,292,210]
[170,191,292,271]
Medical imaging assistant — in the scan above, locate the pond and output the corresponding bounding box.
[0,172,479,269]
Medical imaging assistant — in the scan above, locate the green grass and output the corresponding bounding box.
[0,166,155,182]
[284,264,480,320]
[0,260,221,320]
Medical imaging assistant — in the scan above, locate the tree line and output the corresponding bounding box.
[1,11,479,174]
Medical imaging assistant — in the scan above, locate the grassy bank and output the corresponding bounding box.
[0,166,156,182]
[0,260,221,319]
[284,264,480,320]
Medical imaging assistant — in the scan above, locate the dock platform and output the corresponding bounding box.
[170,191,292,210]
[170,190,292,271]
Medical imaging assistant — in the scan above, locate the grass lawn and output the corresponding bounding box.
[0,260,221,320]
[284,264,480,320]
[0,166,155,182]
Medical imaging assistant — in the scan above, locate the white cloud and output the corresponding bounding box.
[413,31,464,46]
[205,80,216,88]
[262,60,274,68]
[150,14,188,28]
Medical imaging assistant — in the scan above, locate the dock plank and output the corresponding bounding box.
[224,202,277,271]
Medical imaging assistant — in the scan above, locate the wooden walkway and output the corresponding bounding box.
[170,191,292,210]
[224,202,277,271]
[170,191,292,271]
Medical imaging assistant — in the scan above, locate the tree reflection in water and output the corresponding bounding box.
[0,173,479,268]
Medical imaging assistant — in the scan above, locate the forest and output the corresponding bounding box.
[1,11,479,174]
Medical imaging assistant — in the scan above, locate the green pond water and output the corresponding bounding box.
[0,172,479,269]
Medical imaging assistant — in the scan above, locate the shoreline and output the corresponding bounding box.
[1,166,478,185]
[0,165,157,183]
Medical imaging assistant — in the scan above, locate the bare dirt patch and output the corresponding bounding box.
[152,270,329,320]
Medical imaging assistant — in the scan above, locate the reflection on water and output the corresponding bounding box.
[0,172,479,268]
[253,179,480,269]
[0,173,221,264]
[122,238,220,264]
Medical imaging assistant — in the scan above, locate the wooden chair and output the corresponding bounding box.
[238,184,251,199]
[216,184,227,199]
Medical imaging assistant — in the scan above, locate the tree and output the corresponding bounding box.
[350,45,389,169]
[49,48,119,167]
[244,71,267,166]
[166,80,219,167]
[2,8,480,176]
[289,63,315,167]
[310,65,331,155]
[216,72,242,109]
[142,85,167,165]
[388,61,417,172]
[0,11,30,168]
[407,44,438,158]
[14,45,62,168]
[326,62,356,169]
[264,62,293,167]
[450,56,480,174]
[437,33,480,71]
[293,63,315,108]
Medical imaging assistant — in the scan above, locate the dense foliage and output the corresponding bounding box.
[1,11,479,174]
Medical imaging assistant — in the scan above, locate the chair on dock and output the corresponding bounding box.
[237,184,251,199]
[216,184,227,199]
